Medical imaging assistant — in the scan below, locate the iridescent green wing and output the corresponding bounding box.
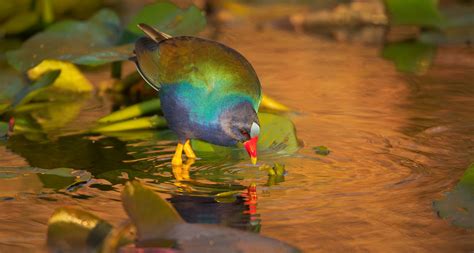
[134,25,261,106]
[155,37,261,107]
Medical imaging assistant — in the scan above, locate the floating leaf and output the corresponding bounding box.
[382,41,436,74]
[12,70,60,107]
[6,9,129,72]
[47,207,113,252]
[433,164,474,228]
[92,115,167,133]
[123,1,206,43]
[192,112,301,157]
[98,99,161,123]
[313,146,330,156]
[384,0,446,28]
[38,167,92,190]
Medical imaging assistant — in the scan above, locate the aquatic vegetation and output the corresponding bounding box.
[313,145,330,156]
[47,181,300,252]
[433,163,474,228]
[384,0,445,28]
[5,2,206,72]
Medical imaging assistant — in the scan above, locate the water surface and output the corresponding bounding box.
[1,25,474,252]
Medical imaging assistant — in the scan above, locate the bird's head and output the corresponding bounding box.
[220,102,260,165]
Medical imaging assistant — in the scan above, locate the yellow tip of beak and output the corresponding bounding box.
[250,156,257,165]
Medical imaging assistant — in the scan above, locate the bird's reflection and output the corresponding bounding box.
[169,159,261,232]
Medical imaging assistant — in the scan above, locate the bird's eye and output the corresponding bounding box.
[240,129,250,139]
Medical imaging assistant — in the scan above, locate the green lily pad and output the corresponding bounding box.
[191,112,301,157]
[122,1,206,43]
[12,69,60,107]
[0,167,92,190]
[6,1,206,72]
[6,9,129,72]
[382,41,436,74]
[433,164,474,228]
[384,0,446,28]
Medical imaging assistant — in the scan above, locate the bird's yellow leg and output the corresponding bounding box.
[183,139,196,159]
[171,143,184,166]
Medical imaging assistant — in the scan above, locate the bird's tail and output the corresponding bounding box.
[137,23,172,43]
[132,24,173,91]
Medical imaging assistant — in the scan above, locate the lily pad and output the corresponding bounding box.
[6,1,207,72]
[12,69,60,107]
[191,112,301,157]
[382,41,436,74]
[6,9,129,72]
[122,1,206,43]
[384,0,446,28]
[433,164,474,228]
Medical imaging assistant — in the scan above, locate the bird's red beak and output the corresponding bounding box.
[244,136,258,165]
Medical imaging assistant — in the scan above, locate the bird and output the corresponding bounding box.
[133,24,261,166]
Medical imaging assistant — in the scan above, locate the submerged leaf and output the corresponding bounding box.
[98,99,161,123]
[122,181,184,242]
[433,164,474,228]
[47,207,113,252]
[382,41,436,74]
